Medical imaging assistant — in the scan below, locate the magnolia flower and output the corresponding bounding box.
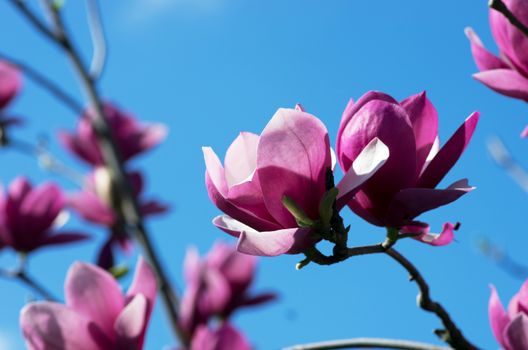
[489,281,528,350]
[203,106,388,256]
[20,258,156,350]
[180,243,275,334]
[466,0,528,136]
[190,324,251,350]
[59,102,167,166]
[0,177,88,252]
[336,91,479,246]
[69,167,167,268]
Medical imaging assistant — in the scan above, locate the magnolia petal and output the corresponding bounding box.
[191,324,251,350]
[114,295,147,350]
[489,285,510,347]
[504,314,528,350]
[401,222,455,246]
[137,123,167,153]
[19,183,65,236]
[65,262,125,336]
[68,191,115,226]
[336,137,389,209]
[224,132,259,188]
[474,69,528,102]
[207,242,256,294]
[20,302,110,350]
[385,179,474,226]
[257,108,331,227]
[237,227,313,256]
[0,61,21,109]
[465,27,509,71]
[203,147,228,197]
[418,112,479,189]
[39,232,90,247]
[400,91,439,172]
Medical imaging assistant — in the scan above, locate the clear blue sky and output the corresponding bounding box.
[0,1,526,349]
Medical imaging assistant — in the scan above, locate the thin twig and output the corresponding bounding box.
[385,249,479,350]
[9,0,188,344]
[489,0,528,37]
[487,136,528,193]
[283,337,451,350]
[0,268,59,301]
[85,0,107,80]
[0,51,83,114]
[9,0,56,41]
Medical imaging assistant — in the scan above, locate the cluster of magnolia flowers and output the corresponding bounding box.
[0,0,527,349]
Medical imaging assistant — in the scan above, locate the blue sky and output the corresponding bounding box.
[0,0,527,349]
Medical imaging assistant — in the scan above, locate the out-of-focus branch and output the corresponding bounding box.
[85,0,107,80]
[487,135,528,192]
[475,236,528,280]
[0,51,84,114]
[283,338,451,350]
[0,267,58,301]
[489,0,528,37]
[9,0,188,345]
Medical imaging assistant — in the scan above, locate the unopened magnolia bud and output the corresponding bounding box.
[94,166,116,207]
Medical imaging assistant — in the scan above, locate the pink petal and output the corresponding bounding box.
[508,280,528,318]
[140,199,169,216]
[68,191,116,226]
[0,61,21,110]
[256,108,331,227]
[19,183,64,236]
[418,112,479,189]
[39,232,90,247]
[521,125,528,138]
[504,314,528,350]
[65,262,125,337]
[336,137,389,209]
[237,227,313,256]
[114,295,147,350]
[489,285,510,348]
[191,324,251,350]
[20,302,111,350]
[126,257,157,314]
[400,91,439,172]
[474,69,528,102]
[385,179,474,226]
[465,27,509,71]
[207,242,256,294]
[402,222,456,246]
[137,123,167,153]
[224,132,259,188]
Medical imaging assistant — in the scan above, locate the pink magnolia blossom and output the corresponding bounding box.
[203,106,388,256]
[489,281,528,350]
[190,324,251,350]
[336,91,479,246]
[59,102,167,166]
[68,167,168,268]
[0,61,21,110]
[20,257,156,350]
[466,1,528,136]
[0,177,88,252]
[180,243,275,334]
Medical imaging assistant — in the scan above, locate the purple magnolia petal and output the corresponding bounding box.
[137,123,167,154]
[336,137,389,209]
[140,199,169,216]
[337,97,417,211]
[418,112,479,189]
[465,27,509,71]
[336,91,398,168]
[126,257,157,315]
[0,61,21,110]
[19,183,65,236]
[96,238,115,270]
[474,69,528,102]
[191,324,251,350]
[20,302,110,350]
[39,232,90,247]
[508,280,528,318]
[521,125,528,138]
[489,285,510,348]
[385,179,474,226]
[65,262,125,337]
[114,295,147,350]
[400,91,439,172]
[238,292,278,308]
[204,149,281,232]
[256,108,331,227]
[68,191,116,226]
[207,242,256,294]
[237,227,313,256]
[401,222,456,246]
[504,314,528,350]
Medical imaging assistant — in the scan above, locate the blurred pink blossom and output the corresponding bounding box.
[190,324,251,350]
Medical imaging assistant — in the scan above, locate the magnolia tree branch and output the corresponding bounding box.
[283,337,451,350]
[0,51,84,114]
[85,0,107,80]
[489,0,528,37]
[487,136,528,193]
[0,268,58,301]
[9,0,189,345]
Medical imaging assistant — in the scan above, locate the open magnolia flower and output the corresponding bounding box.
[20,257,156,350]
[203,106,388,256]
[0,177,88,252]
[466,0,528,136]
[59,102,167,166]
[336,91,479,246]
[489,281,528,350]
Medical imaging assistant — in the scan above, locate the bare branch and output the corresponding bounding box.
[283,337,451,350]
[85,0,107,80]
[487,135,528,193]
